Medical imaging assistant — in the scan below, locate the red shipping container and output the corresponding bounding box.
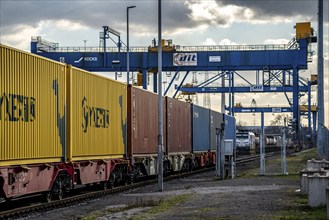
[127,86,166,156]
[166,97,192,154]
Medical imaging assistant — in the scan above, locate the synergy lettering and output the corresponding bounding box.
[0,93,36,122]
[82,97,110,132]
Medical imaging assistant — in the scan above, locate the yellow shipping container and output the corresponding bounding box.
[0,44,66,166]
[67,66,127,161]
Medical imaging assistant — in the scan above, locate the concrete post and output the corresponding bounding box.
[281,127,287,175]
[260,112,265,175]
[215,128,221,177]
[216,122,225,178]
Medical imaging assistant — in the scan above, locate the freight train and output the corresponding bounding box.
[255,135,290,152]
[0,44,236,202]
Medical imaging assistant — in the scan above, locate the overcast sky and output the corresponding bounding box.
[0,0,328,126]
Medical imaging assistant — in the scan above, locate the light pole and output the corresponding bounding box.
[83,40,87,52]
[127,5,136,85]
[157,0,163,192]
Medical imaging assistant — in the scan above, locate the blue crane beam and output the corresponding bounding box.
[31,39,309,72]
[232,107,292,113]
[232,106,314,114]
[177,85,309,93]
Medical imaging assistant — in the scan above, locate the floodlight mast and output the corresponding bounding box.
[317,0,325,159]
[127,6,136,85]
[157,0,163,192]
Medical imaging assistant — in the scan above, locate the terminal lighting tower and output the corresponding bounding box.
[157,0,164,192]
[127,5,136,85]
[316,0,325,159]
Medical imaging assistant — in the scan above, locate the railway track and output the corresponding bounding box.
[236,152,278,164]
[0,152,280,219]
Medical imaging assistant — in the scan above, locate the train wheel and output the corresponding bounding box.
[101,181,108,191]
[53,174,65,200]
[43,191,53,203]
[57,187,64,200]
[193,159,199,170]
[108,174,115,189]
[129,176,134,185]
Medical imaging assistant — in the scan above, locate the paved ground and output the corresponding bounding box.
[21,151,326,220]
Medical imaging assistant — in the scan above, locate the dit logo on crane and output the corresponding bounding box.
[173,53,197,66]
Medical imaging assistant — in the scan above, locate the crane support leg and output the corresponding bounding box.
[292,67,299,144]
[173,71,189,98]
[153,73,157,93]
[164,69,180,96]
[142,69,147,89]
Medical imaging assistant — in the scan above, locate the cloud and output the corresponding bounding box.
[185,0,257,27]
[201,38,240,46]
[0,21,48,50]
[218,38,239,45]
[263,39,290,44]
[218,0,318,20]
[0,1,192,36]
[2,0,322,43]
[202,38,217,45]
[55,20,89,31]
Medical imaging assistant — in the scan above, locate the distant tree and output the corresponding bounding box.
[236,120,246,126]
[270,114,290,126]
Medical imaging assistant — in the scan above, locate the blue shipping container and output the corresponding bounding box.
[210,110,224,151]
[192,105,210,152]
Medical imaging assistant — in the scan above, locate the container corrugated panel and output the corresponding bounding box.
[210,110,224,151]
[192,105,210,152]
[127,86,161,156]
[67,66,127,161]
[224,114,236,142]
[0,44,66,166]
[166,97,191,154]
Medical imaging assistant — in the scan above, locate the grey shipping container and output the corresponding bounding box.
[192,105,210,152]
[166,97,192,154]
[210,110,224,151]
[127,86,166,156]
